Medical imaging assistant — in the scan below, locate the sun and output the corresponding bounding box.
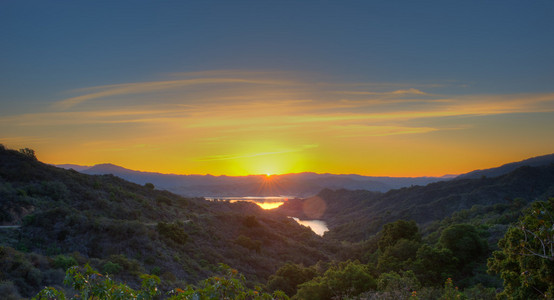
[266,173,272,177]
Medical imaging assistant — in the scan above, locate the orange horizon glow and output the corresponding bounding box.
[2,70,554,177]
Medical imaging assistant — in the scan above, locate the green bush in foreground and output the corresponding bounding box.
[34,264,289,300]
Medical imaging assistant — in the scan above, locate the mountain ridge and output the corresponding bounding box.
[58,164,449,197]
[456,153,554,179]
[57,153,554,197]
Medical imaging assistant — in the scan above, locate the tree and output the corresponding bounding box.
[488,198,554,299]
[439,224,487,266]
[267,263,316,296]
[411,244,456,286]
[378,220,421,251]
[296,261,376,300]
[18,148,36,160]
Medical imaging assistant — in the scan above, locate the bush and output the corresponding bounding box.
[233,235,261,253]
[102,261,122,275]
[0,281,21,300]
[53,255,77,271]
[267,263,316,296]
[296,261,376,300]
[157,222,188,244]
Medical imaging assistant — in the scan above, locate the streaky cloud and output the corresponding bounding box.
[195,144,318,161]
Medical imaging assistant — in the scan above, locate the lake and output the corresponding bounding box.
[204,196,329,236]
[204,196,290,209]
[290,217,329,236]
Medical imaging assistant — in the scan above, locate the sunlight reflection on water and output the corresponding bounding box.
[204,196,288,209]
[291,217,329,236]
[204,196,329,235]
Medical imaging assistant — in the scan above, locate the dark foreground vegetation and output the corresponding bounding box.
[1,145,553,299]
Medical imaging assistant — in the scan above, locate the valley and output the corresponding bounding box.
[1,147,554,299]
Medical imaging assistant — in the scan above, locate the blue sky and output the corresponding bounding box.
[1,1,553,175]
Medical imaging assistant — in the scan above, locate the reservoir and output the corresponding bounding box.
[290,217,329,236]
[204,196,289,209]
[205,196,329,236]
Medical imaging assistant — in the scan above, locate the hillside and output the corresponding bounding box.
[0,147,340,297]
[277,163,554,242]
[4,147,554,299]
[456,153,554,179]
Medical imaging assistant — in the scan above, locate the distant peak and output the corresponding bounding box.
[85,163,134,174]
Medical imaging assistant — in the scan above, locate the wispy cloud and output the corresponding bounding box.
[4,70,554,170]
[195,144,318,161]
[54,71,300,110]
[334,88,429,96]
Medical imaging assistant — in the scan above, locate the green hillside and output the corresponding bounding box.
[1,146,553,299]
[278,164,554,242]
[0,147,339,298]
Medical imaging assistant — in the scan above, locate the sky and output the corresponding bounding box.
[1,1,554,176]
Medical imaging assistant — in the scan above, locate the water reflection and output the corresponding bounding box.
[291,217,329,236]
[204,196,289,209]
[230,200,284,209]
[204,196,329,236]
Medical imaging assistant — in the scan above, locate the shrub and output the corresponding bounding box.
[102,261,122,275]
[233,235,261,253]
[157,222,188,244]
[53,255,77,271]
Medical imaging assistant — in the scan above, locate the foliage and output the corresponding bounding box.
[266,263,316,297]
[488,198,554,299]
[103,261,123,275]
[34,264,288,300]
[377,270,420,298]
[411,245,456,286]
[234,235,262,253]
[168,264,289,299]
[157,221,188,244]
[0,280,22,300]
[53,255,78,271]
[19,148,37,160]
[33,286,66,300]
[440,278,464,300]
[377,238,421,273]
[295,260,376,300]
[34,265,160,300]
[378,220,421,251]
[439,224,488,266]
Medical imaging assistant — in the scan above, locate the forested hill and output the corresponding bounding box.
[278,163,554,242]
[456,153,554,179]
[0,147,340,297]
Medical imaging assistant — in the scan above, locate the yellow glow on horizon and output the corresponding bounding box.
[2,70,554,177]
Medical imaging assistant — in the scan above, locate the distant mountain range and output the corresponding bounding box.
[56,163,449,197]
[56,153,554,197]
